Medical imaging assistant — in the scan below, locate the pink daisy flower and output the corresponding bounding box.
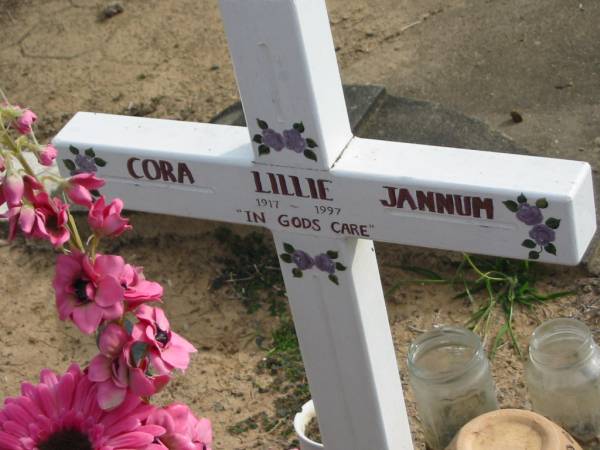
[145,403,212,450]
[53,253,125,334]
[0,364,164,450]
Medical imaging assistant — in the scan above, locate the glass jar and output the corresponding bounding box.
[526,318,600,444]
[407,326,499,450]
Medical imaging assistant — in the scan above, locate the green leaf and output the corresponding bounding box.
[528,251,540,260]
[335,262,346,271]
[306,138,318,148]
[283,243,295,254]
[521,239,536,249]
[293,122,305,133]
[123,318,134,335]
[544,243,557,255]
[90,189,101,197]
[63,159,76,171]
[280,253,292,263]
[253,134,263,144]
[517,193,527,204]
[546,217,560,229]
[326,250,338,259]
[503,200,519,212]
[130,342,148,366]
[95,158,107,167]
[401,266,443,280]
[328,274,339,285]
[257,118,268,130]
[69,145,79,155]
[304,149,317,161]
[535,198,548,208]
[84,148,96,158]
[258,145,270,155]
[292,268,303,278]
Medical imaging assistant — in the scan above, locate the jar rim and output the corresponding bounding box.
[407,325,484,382]
[529,318,594,369]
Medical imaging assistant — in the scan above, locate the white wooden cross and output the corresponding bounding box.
[52,1,596,449]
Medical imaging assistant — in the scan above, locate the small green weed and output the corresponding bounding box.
[387,254,574,357]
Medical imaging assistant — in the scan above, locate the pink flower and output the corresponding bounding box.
[88,196,132,237]
[121,263,163,309]
[99,323,130,358]
[0,364,164,450]
[65,172,105,207]
[13,108,37,134]
[132,305,197,375]
[2,173,24,207]
[0,156,5,172]
[145,404,213,450]
[25,192,70,247]
[53,252,125,334]
[38,144,58,166]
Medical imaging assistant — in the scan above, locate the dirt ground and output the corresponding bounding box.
[1,0,600,449]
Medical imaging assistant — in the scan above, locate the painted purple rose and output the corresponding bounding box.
[516,203,543,225]
[263,128,285,151]
[529,224,556,246]
[314,253,335,274]
[283,129,306,153]
[292,250,314,270]
[74,154,97,174]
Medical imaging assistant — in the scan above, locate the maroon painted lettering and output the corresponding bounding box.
[127,157,143,179]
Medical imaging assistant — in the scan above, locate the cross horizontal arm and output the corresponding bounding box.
[53,112,596,265]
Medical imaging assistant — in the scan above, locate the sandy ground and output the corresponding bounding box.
[1,0,600,449]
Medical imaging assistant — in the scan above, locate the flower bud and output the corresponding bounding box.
[14,109,37,135]
[3,173,24,207]
[38,144,57,166]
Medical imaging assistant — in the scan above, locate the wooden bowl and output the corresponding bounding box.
[446,409,582,450]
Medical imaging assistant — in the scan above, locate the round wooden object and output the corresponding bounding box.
[446,409,582,450]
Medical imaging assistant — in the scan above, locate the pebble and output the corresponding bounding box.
[101,2,124,20]
[510,110,523,123]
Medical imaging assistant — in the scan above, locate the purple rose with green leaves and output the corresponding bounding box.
[262,128,285,151]
[73,154,97,174]
[292,250,314,270]
[283,129,306,153]
[529,224,555,246]
[315,253,335,274]
[516,204,543,225]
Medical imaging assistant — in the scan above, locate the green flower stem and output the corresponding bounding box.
[463,253,506,282]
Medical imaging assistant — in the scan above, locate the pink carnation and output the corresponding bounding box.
[132,305,196,375]
[121,263,163,309]
[0,364,164,450]
[13,108,37,134]
[146,403,213,450]
[88,196,132,237]
[53,252,125,334]
[65,172,105,207]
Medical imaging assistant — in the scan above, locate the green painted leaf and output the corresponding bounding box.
[503,200,519,212]
[280,253,292,263]
[63,159,76,171]
[258,145,270,155]
[293,122,305,133]
[546,218,560,229]
[131,342,148,366]
[85,148,96,158]
[253,134,263,144]
[328,274,339,285]
[95,158,107,167]
[257,119,268,130]
[326,250,338,259]
[528,251,540,260]
[69,145,79,155]
[335,262,346,271]
[517,193,527,204]
[521,239,536,249]
[304,149,317,162]
[544,243,557,255]
[536,198,548,208]
[283,243,295,254]
[292,268,303,278]
[306,138,318,148]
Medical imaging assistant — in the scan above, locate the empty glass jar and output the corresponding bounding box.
[407,326,499,450]
[526,318,600,444]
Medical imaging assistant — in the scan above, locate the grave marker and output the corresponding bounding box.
[52,1,596,449]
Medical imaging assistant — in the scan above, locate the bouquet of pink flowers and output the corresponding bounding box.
[0,95,212,450]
